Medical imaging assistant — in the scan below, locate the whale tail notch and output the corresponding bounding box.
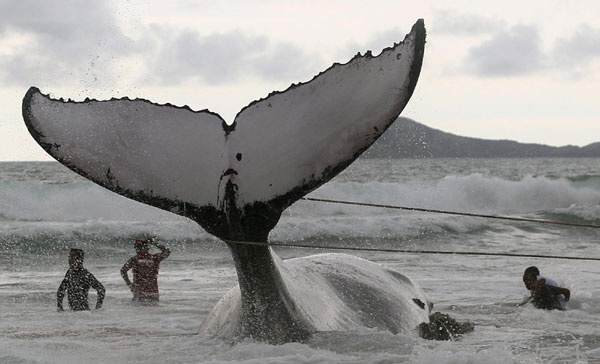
[22,20,426,241]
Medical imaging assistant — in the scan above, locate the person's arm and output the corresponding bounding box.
[154,242,170,263]
[87,272,105,309]
[57,273,68,311]
[549,286,570,301]
[121,258,135,291]
[518,278,546,306]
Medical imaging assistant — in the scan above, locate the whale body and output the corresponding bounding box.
[201,253,430,341]
[22,20,428,343]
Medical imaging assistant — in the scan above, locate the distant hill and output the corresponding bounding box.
[362,118,600,158]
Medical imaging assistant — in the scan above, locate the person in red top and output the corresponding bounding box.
[121,237,170,303]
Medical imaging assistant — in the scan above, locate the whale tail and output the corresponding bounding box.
[23,20,428,344]
[22,20,426,241]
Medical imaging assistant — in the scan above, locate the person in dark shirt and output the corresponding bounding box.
[121,237,170,303]
[520,266,570,310]
[57,248,105,311]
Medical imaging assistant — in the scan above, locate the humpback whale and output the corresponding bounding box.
[22,20,428,343]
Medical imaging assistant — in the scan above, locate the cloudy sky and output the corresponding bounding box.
[1,0,599,160]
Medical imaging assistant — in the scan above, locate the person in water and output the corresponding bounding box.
[57,248,105,311]
[521,266,570,310]
[121,237,170,303]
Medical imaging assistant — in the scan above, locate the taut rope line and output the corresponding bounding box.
[301,197,600,229]
[225,240,600,262]
[223,196,600,261]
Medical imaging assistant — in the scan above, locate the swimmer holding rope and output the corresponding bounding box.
[520,266,570,311]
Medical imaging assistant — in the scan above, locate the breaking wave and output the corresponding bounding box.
[2,173,598,244]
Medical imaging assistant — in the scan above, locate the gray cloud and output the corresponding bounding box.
[0,0,322,88]
[433,10,505,36]
[251,43,318,81]
[0,0,134,86]
[144,29,267,85]
[552,24,600,68]
[143,28,319,86]
[464,25,543,77]
[0,0,117,41]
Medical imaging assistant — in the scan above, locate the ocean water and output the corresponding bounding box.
[1,158,599,363]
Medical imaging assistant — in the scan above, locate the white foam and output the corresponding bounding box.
[272,174,600,240]
[3,173,599,242]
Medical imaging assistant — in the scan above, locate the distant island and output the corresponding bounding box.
[362,118,600,158]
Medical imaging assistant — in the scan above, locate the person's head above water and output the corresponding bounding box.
[134,238,152,254]
[523,266,540,290]
[69,248,84,267]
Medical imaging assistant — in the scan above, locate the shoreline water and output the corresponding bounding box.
[1,158,599,363]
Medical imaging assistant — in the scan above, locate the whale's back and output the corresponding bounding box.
[201,253,430,339]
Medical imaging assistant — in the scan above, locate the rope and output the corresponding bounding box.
[224,196,600,261]
[514,296,534,320]
[225,239,600,262]
[301,197,600,229]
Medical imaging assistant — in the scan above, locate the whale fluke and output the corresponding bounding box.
[22,20,428,343]
[23,19,425,243]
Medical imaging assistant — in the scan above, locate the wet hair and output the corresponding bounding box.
[134,239,147,247]
[134,238,151,252]
[523,266,539,279]
[70,248,84,262]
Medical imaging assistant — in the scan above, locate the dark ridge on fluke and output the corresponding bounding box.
[363,118,600,158]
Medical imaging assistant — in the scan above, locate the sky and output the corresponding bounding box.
[0,0,599,161]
